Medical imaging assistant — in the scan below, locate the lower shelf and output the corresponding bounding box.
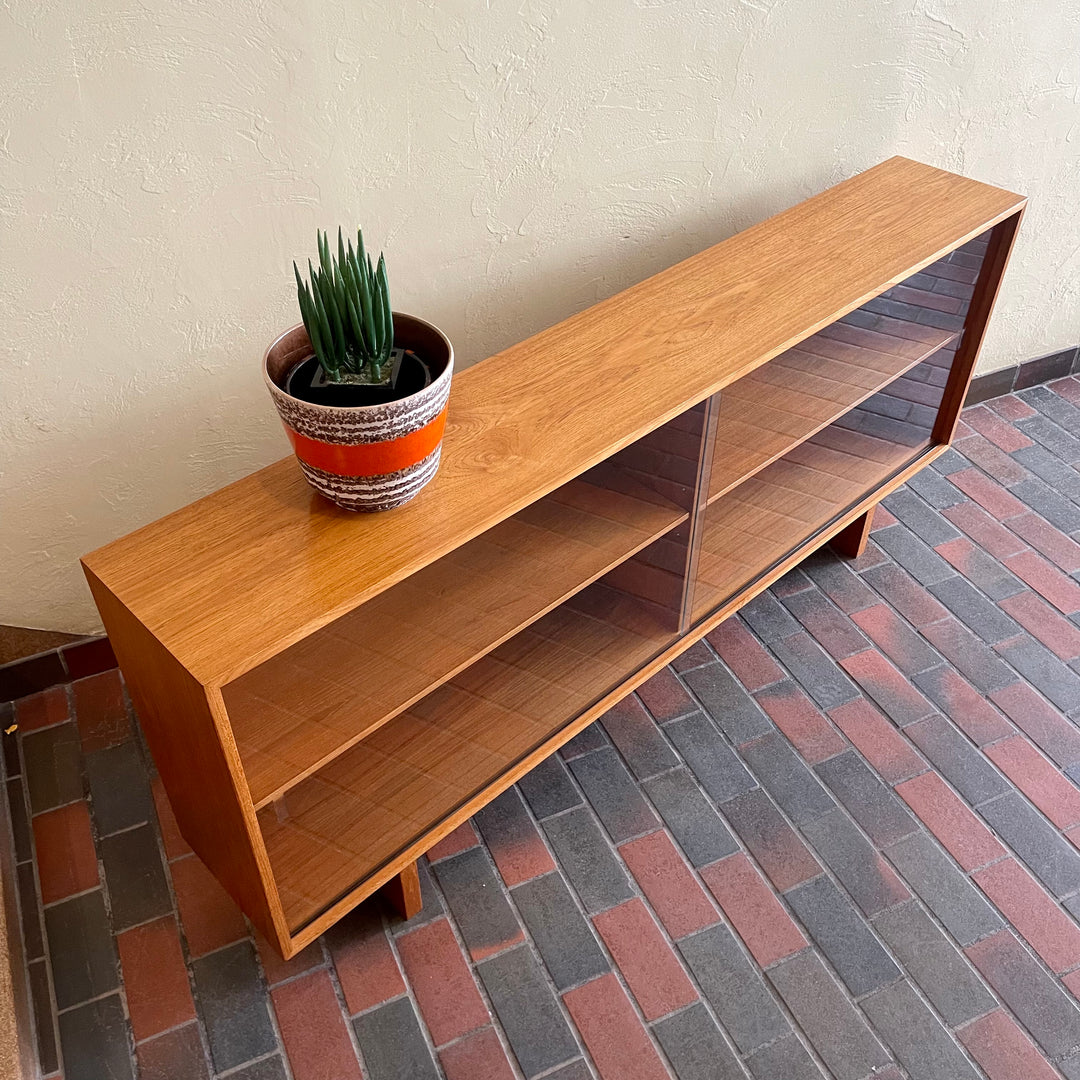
[259,582,678,932]
[227,465,687,809]
[692,415,935,620]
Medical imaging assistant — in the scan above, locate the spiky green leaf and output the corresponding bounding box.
[317,230,333,282]
[294,263,330,373]
[356,229,367,284]
[316,269,347,359]
[376,254,393,362]
[308,261,339,366]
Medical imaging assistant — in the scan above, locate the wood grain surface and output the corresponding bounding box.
[83,157,1025,687]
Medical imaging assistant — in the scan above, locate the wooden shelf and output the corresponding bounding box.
[709,315,955,500]
[81,160,1024,957]
[258,582,676,931]
[224,471,687,808]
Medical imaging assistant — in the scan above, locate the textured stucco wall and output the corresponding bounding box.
[2,0,1079,633]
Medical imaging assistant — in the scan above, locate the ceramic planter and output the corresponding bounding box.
[264,312,453,511]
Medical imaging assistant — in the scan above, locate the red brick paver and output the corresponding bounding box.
[755,682,846,763]
[828,698,927,782]
[999,590,1080,660]
[959,1009,1060,1080]
[427,821,481,863]
[991,682,1080,766]
[707,621,785,692]
[397,918,489,1046]
[32,801,98,903]
[1004,550,1080,615]
[1008,512,1080,573]
[439,1026,517,1080]
[117,917,196,1042]
[170,855,247,958]
[963,405,1034,452]
[636,669,695,722]
[987,394,1036,420]
[973,858,1080,973]
[272,969,363,1080]
[563,974,671,1080]
[14,686,69,733]
[896,772,1005,870]
[72,669,130,751]
[593,899,697,1021]
[947,468,1027,519]
[986,737,1080,829]
[1049,377,1080,407]
[618,830,719,940]
[943,501,1027,560]
[326,910,405,1016]
[700,853,807,966]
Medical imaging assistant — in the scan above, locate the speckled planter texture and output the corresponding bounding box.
[264,313,453,511]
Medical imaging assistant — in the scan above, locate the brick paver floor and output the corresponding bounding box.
[8,378,1080,1079]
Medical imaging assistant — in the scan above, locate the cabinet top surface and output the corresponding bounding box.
[83,156,1024,685]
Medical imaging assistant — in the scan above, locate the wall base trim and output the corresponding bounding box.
[965,345,1080,405]
[0,636,116,705]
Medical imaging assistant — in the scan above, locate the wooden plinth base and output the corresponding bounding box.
[381,862,422,920]
[831,507,876,559]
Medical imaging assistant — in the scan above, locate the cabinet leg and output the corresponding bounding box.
[383,862,423,920]
[831,507,876,559]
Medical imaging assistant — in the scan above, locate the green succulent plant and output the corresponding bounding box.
[293,228,394,383]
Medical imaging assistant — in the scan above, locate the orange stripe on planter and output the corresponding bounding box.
[285,406,448,477]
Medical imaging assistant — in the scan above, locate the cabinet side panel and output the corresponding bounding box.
[82,565,289,951]
[933,210,1025,444]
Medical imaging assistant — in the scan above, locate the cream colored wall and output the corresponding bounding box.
[2,0,1078,634]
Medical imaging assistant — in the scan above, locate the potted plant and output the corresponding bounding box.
[263,228,453,511]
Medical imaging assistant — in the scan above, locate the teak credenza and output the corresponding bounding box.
[83,157,1025,958]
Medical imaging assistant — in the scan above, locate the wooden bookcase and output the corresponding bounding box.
[82,157,1025,957]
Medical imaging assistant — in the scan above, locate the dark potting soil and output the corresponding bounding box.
[284,349,432,407]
